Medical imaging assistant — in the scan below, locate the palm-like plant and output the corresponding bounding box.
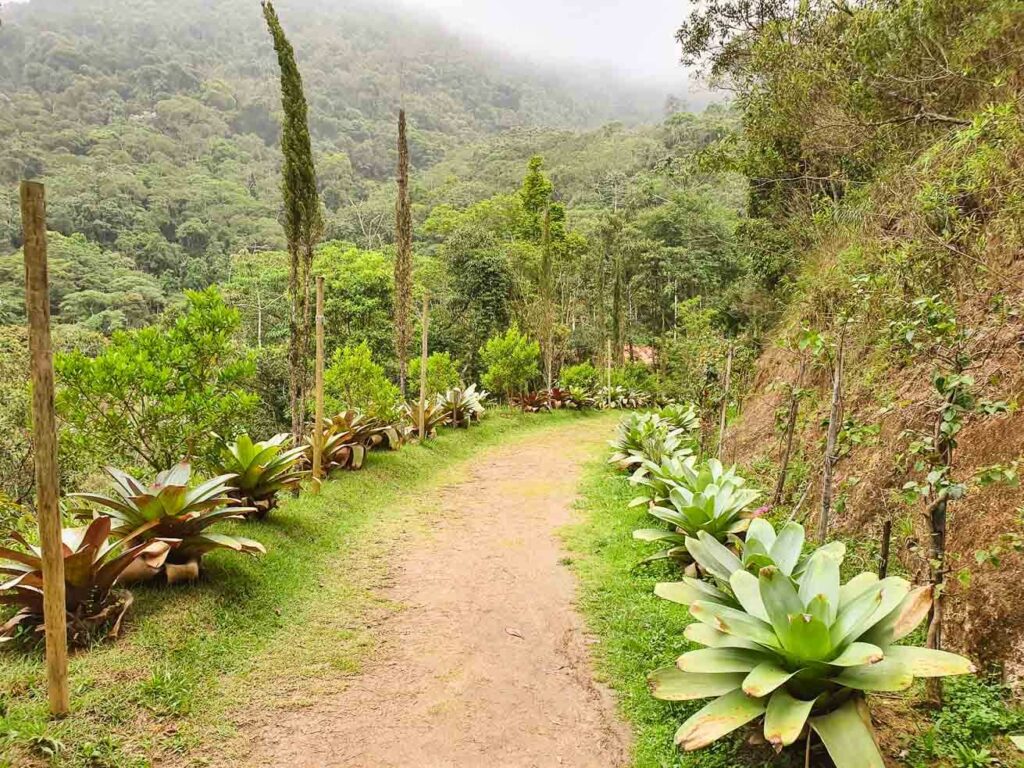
[513,390,551,413]
[403,400,451,440]
[437,384,487,428]
[1,516,160,644]
[70,463,264,582]
[566,386,597,410]
[633,460,760,565]
[609,413,678,468]
[649,546,974,767]
[629,453,700,507]
[213,433,306,517]
[325,411,403,451]
[659,402,701,435]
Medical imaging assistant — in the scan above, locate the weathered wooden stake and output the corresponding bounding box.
[878,519,892,578]
[820,329,846,542]
[418,292,429,440]
[311,275,324,493]
[773,358,806,506]
[605,338,612,403]
[716,344,733,460]
[21,180,70,717]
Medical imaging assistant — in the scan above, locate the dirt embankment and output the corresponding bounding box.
[725,272,1024,689]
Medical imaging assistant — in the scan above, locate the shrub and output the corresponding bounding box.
[408,352,461,396]
[559,362,599,390]
[324,342,402,421]
[479,324,540,400]
[55,288,257,474]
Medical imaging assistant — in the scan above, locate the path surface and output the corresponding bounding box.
[243,419,630,767]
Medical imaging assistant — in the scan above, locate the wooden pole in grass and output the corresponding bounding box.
[21,180,70,717]
[418,292,429,440]
[311,275,324,493]
[716,344,733,460]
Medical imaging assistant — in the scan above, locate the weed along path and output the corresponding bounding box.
[234,416,630,767]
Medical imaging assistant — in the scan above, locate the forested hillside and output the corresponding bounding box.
[0,0,666,324]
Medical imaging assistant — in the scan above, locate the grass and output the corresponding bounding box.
[0,407,601,768]
[562,459,755,768]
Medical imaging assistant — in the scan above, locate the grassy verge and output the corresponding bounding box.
[562,459,746,768]
[0,408,598,768]
[563,458,1024,768]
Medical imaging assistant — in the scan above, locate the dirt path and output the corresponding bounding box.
[241,418,631,767]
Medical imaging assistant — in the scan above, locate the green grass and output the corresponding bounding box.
[562,459,756,768]
[0,408,600,768]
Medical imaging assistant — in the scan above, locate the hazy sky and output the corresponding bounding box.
[394,0,702,94]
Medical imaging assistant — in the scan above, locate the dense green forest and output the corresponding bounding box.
[2,0,1024,765]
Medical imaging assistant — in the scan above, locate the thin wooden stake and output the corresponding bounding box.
[878,519,892,578]
[21,180,70,717]
[773,358,806,506]
[311,275,324,493]
[716,344,733,460]
[418,292,429,440]
[605,338,612,404]
[820,329,846,542]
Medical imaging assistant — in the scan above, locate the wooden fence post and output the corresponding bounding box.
[311,275,324,493]
[716,344,733,460]
[820,328,846,542]
[21,180,70,717]
[418,292,429,440]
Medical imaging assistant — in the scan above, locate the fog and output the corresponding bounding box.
[391,0,706,97]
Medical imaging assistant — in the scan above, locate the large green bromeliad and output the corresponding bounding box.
[649,544,974,766]
[214,432,307,517]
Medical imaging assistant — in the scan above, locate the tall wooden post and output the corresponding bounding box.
[418,293,429,440]
[820,330,846,542]
[716,344,733,460]
[311,275,325,493]
[605,338,612,404]
[21,181,70,717]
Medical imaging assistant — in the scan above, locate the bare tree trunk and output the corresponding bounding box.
[773,358,806,505]
[21,181,70,716]
[820,330,846,542]
[418,293,429,440]
[716,345,733,460]
[394,109,413,397]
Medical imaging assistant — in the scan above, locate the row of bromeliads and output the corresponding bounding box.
[0,385,488,646]
[608,406,976,768]
[514,384,661,412]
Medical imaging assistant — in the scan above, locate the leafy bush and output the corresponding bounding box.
[479,324,540,400]
[324,342,402,422]
[408,352,461,396]
[648,546,974,768]
[559,362,599,390]
[55,288,258,474]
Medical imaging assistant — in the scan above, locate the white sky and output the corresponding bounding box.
[393,0,702,93]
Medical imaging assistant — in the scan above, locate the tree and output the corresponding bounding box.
[323,342,402,421]
[262,0,323,443]
[55,289,257,474]
[479,325,540,400]
[394,109,413,396]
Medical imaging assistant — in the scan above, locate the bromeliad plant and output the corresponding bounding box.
[213,432,306,518]
[633,459,760,565]
[1,516,160,645]
[629,453,700,507]
[403,400,451,440]
[660,402,701,437]
[437,384,487,428]
[513,390,551,413]
[649,545,975,767]
[70,463,264,583]
[608,412,679,469]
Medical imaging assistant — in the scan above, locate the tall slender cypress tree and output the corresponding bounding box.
[262,1,323,442]
[394,109,413,396]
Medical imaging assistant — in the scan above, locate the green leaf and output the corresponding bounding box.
[678,648,768,674]
[829,642,884,667]
[655,578,729,606]
[764,688,816,749]
[769,522,805,576]
[784,614,832,661]
[832,657,912,691]
[648,667,745,701]
[675,689,767,750]
[809,697,885,768]
[883,645,975,677]
[798,550,841,623]
[758,566,803,646]
[743,660,798,697]
[730,570,769,621]
[839,572,878,608]
[690,601,781,650]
